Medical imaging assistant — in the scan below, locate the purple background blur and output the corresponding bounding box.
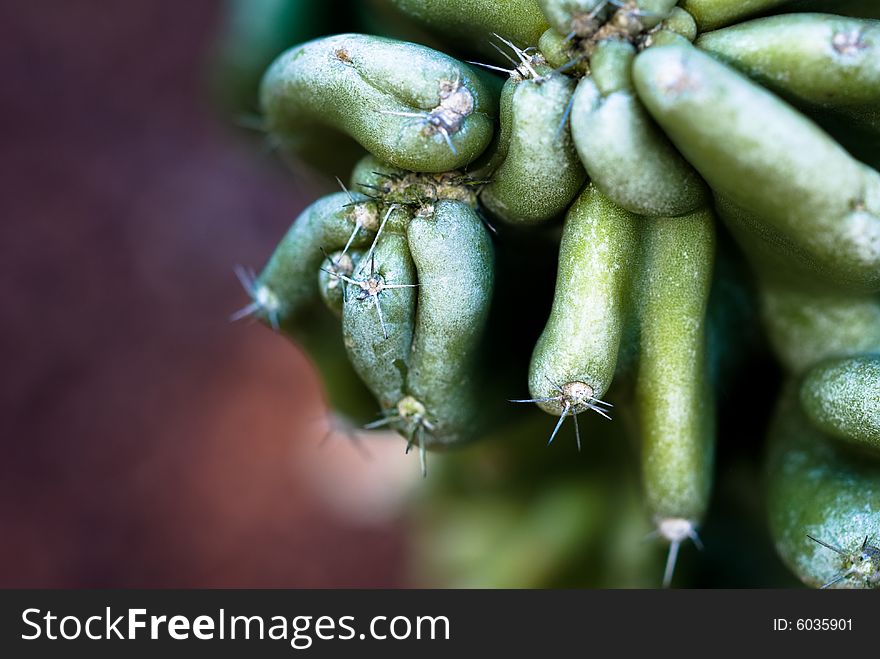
[0,1,405,587]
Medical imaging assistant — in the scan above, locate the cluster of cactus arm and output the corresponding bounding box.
[225,0,880,587]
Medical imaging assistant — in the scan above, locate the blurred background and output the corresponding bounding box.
[0,0,799,588]
[0,0,415,588]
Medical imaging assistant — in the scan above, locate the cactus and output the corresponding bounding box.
[217,0,880,588]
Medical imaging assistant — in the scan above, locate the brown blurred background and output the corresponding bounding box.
[0,0,407,587]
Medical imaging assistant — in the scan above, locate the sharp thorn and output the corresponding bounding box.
[807,534,846,556]
[338,222,362,262]
[358,205,395,275]
[373,295,388,340]
[418,428,427,478]
[466,60,516,75]
[588,404,613,421]
[820,570,855,589]
[380,109,429,119]
[546,404,570,446]
[233,264,256,294]
[233,113,268,132]
[663,540,681,588]
[555,93,575,141]
[439,127,458,156]
[405,424,417,454]
[229,301,260,322]
[335,176,356,205]
[364,415,402,430]
[489,40,519,66]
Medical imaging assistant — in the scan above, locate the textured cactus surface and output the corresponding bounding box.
[218,0,880,588]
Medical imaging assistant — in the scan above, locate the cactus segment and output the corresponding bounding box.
[260,34,498,172]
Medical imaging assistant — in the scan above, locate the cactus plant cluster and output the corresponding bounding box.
[218,0,880,588]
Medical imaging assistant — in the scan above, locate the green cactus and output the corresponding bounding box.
[218,0,880,588]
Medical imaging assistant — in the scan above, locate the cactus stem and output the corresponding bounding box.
[358,205,398,275]
[322,254,418,340]
[377,76,473,156]
[319,247,354,282]
[511,381,613,447]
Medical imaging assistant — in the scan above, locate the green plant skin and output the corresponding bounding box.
[540,0,677,35]
[350,153,406,195]
[256,191,378,330]
[571,40,707,217]
[319,248,364,318]
[234,2,880,590]
[800,355,880,453]
[528,185,640,412]
[758,280,880,374]
[766,385,880,589]
[382,0,549,57]
[249,192,384,425]
[681,0,795,31]
[697,14,880,133]
[538,28,590,75]
[539,0,606,36]
[466,78,515,180]
[661,6,698,41]
[637,0,681,26]
[635,205,716,526]
[714,193,873,294]
[634,42,880,293]
[479,70,586,225]
[260,34,497,173]
[406,200,494,447]
[589,39,635,94]
[342,231,417,412]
